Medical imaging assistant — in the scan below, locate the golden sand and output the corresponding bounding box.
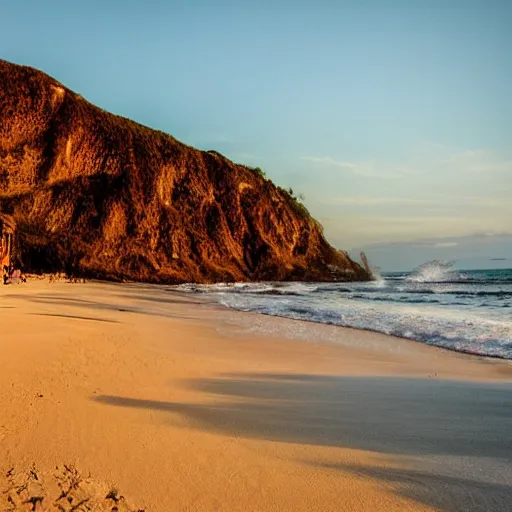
[1,280,511,511]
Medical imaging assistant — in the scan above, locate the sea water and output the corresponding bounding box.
[177,261,512,359]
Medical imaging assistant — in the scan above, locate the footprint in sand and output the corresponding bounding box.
[0,465,144,511]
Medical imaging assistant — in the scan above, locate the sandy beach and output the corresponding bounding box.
[1,279,511,511]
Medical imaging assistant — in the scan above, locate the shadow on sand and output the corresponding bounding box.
[93,373,512,460]
[10,293,201,321]
[30,312,120,323]
[93,373,512,512]
[318,462,512,512]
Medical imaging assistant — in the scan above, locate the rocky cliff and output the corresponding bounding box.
[0,59,370,283]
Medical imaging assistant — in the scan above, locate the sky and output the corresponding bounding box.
[1,0,511,271]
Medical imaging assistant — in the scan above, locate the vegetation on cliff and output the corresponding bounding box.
[0,59,370,283]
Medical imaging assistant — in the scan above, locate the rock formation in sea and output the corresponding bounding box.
[0,59,370,283]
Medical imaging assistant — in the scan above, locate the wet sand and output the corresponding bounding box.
[1,279,511,511]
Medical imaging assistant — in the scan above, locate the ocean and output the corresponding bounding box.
[176,261,512,360]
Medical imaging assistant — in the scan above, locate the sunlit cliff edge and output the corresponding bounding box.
[0,59,370,283]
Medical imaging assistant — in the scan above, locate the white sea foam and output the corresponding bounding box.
[173,263,512,359]
[406,260,462,283]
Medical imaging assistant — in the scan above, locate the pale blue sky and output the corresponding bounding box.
[2,0,511,270]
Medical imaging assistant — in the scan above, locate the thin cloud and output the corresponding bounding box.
[299,142,511,247]
[442,149,512,174]
[328,196,431,206]
[326,195,510,208]
[469,231,512,239]
[300,156,412,178]
[301,146,512,181]
[300,156,359,170]
[431,242,458,248]
[232,152,258,163]
[350,232,512,251]
[405,240,458,248]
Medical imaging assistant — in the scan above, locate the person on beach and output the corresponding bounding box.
[10,268,21,284]
[9,262,25,285]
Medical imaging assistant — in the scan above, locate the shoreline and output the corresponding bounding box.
[31,274,511,363]
[1,279,511,511]
[208,302,512,364]
[8,275,512,364]
[167,283,512,364]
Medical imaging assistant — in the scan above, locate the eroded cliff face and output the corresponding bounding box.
[0,60,370,283]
